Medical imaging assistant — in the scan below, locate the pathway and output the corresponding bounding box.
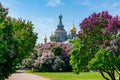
[8,70,50,80]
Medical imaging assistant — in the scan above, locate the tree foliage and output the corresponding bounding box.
[0,3,37,80]
[70,11,120,80]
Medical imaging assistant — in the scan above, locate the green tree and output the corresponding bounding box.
[88,48,120,80]
[70,11,120,80]
[0,3,37,80]
[70,38,89,74]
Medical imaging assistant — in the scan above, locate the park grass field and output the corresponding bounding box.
[26,70,117,80]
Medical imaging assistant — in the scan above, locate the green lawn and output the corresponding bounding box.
[26,70,116,80]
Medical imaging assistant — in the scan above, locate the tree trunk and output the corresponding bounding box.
[110,75,116,80]
[100,71,109,80]
[108,70,115,80]
[103,70,115,80]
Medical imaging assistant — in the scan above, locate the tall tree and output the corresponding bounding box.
[70,11,120,80]
[0,3,37,80]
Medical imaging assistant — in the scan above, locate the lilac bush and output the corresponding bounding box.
[79,11,120,36]
[71,11,120,80]
[22,42,72,72]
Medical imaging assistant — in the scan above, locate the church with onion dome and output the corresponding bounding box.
[44,14,77,43]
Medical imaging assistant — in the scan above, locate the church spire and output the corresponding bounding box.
[57,12,64,30]
[59,13,63,25]
[73,20,75,27]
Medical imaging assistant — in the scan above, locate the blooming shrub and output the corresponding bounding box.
[70,11,120,80]
[22,42,72,72]
[79,11,120,36]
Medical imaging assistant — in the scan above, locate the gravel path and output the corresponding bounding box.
[8,70,50,80]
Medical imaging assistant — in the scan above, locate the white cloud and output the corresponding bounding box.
[47,0,63,7]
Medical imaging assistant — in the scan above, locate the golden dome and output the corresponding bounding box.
[44,35,47,43]
[70,24,76,32]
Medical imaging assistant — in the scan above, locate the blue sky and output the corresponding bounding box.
[1,0,120,43]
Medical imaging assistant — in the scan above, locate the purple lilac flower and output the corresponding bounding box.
[113,46,118,52]
[114,46,118,50]
[107,24,112,29]
[113,39,118,44]
[110,39,118,44]
[106,46,112,50]
[108,15,112,19]
[79,11,120,35]
[110,18,115,25]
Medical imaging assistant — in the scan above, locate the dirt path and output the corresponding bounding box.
[8,70,50,80]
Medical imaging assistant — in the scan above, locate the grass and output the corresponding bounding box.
[26,70,113,80]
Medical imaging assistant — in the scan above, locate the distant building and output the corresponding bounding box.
[44,14,77,43]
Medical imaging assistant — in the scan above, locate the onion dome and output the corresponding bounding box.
[70,21,76,33]
[44,35,47,43]
[50,33,59,42]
